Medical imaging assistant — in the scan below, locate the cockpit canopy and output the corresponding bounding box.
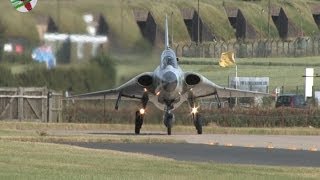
[161,49,178,69]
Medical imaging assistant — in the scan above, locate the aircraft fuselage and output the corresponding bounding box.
[151,49,186,110]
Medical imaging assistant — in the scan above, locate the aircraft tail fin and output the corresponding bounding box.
[165,15,169,49]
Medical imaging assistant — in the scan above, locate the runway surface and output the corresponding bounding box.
[50,130,320,150]
[65,142,320,167]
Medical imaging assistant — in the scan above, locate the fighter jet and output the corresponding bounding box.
[71,16,269,135]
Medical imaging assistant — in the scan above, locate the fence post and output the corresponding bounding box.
[18,87,23,121]
[47,91,52,123]
[42,87,47,122]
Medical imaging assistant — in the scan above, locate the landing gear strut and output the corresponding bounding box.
[164,110,174,135]
[135,110,144,134]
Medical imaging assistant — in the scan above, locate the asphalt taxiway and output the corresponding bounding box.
[65,142,320,167]
[49,130,320,167]
[50,130,320,150]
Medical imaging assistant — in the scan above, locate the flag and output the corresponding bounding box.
[219,51,236,67]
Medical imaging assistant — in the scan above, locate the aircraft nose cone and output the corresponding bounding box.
[162,71,178,92]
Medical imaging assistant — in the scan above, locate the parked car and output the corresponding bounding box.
[275,94,307,108]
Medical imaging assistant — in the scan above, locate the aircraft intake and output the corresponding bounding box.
[137,75,153,87]
[185,74,201,86]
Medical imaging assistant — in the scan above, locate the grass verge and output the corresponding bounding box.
[0,122,320,137]
[180,56,320,91]
[0,140,319,180]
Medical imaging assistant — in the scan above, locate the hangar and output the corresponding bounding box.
[180,8,215,43]
[225,7,257,40]
[133,9,157,45]
[311,5,320,29]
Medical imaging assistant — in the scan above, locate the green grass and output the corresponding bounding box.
[1,122,320,137]
[0,140,319,179]
[113,54,320,93]
[180,56,320,92]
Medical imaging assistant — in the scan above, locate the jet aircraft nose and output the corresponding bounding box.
[162,71,178,92]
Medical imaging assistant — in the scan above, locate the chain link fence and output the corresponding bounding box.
[174,36,320,58]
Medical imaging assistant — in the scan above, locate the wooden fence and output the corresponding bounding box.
[0,87,62,122]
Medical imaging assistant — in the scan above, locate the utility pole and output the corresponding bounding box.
[197,0,200,45]
[267,0,271,40]
[57,0,60,29]
[299,9,303,37]
[121,0,124,35]
[260,8,264,40]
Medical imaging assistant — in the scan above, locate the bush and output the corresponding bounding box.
[4,54,116,93]
[0,65,15,86]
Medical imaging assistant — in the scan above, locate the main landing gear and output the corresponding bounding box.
[192,112,203,134]
[135,109,144,134]
[189,100,203,135]
[134,93,148,135]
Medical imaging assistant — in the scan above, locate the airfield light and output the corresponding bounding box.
[139,108,145,115]
[191,106,198,114]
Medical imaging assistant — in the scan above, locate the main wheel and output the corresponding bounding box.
[167,126,171,135]
[135,111,143,134]
[194,114,203,134]
[135,124,140,134]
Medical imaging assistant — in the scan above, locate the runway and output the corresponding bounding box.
[65,142,320,167]
[50,130,320,150]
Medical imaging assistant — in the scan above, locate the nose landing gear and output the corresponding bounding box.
[164,110,174,135]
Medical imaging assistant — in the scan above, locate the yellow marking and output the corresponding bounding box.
[288,147,298,151]
[309,147,318,152]
[208,142,218,145]
[267,143,274,149]
[246,145,255,148]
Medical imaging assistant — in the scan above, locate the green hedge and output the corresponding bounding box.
[0,54,116,93]
[62,99,320,128]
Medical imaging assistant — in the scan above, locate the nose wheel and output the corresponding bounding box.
[135,110,144,134]
[164,111,174,135]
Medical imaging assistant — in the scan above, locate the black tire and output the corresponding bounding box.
[135,112,143,135]
[135,125,140,134]
[194,114,203,135]
[167,126,171,135]
[196,122,202,134]
[164,112,173,135]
